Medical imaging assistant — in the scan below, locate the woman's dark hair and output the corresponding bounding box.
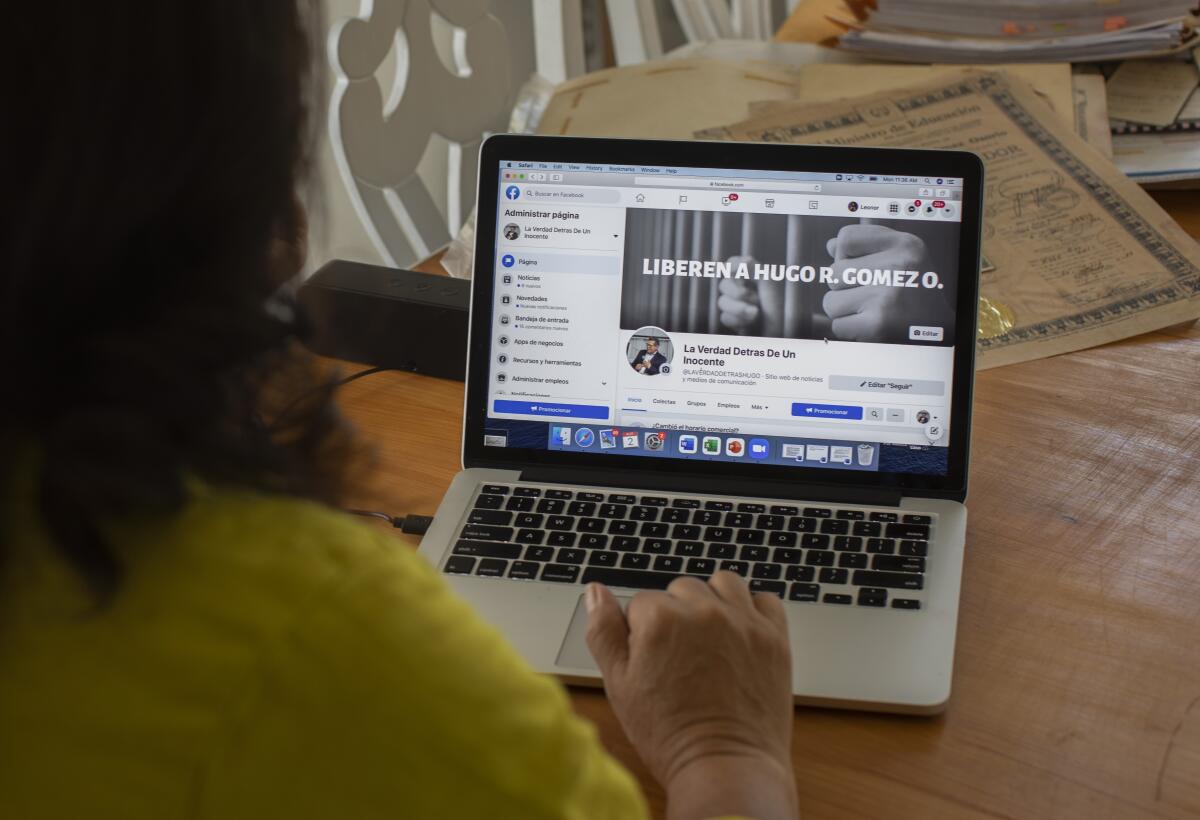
[2,2,350,599]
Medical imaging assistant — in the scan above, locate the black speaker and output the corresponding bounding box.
[297,260,470,381]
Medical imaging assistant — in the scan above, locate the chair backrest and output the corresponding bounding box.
[317,0,583,270]
[607,0,796,65]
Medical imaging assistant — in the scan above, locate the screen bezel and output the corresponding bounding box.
[463,134,983,499]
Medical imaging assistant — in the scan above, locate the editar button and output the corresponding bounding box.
[909,325,944,342]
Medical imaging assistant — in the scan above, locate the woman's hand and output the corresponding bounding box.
[586,573,797,820]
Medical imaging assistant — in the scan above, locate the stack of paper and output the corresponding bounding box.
[835,0,1197,63]
[1105,54,1200,184]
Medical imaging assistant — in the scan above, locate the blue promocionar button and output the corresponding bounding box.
[493,400,609,420]
[791,403,864,420]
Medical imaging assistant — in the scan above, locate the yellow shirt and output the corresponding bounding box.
[0,478,647,819]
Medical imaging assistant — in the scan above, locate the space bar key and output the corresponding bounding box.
[581,567,690,590]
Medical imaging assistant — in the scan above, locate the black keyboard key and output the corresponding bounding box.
[707,543,736,559]
[751,563,782,580]
[481,484,509,495]
[789,582,820,602]
[609,520,637,536]
[577,492,605,502]
[588,550,618,567]
[640,523,669,538]
[577,518,606,533]
[541,563,580,583]
[892,598,922,610]
[461,524,514,542]
[454,539,521,559]
[505,496,536,512]
[513,513,544,528]
[771,505,799,516]
[694,510,723,525]
[725,512,753,528]
[866,538,896,554]
[873,555,927,573]
[705,500,733,511]
[630,506,659,522]
[473,494,504,510]
[869,511,899,523]
[824,593,852,605]
[705,526,733,542]
[662,508,691,523]
[578,533,608,549]
[640,496,669,506]
[610,536,640,551]
[598,503,627,519]
[820,519,849,535]
[620,553,651,570]
[756,514,785,530]
[545,489,573,500]
[675,541,705,557]
[672,498,701,509]
[836,509,865,520]
[468,509,512,525]
[608,494,637,504]
[476,559,507,577]
[547,531,577,548]
[852,521,882,537]
[738,502,766,513]
[768,531,798,548]
[903,514,933,526]
[736,529,765,546]
[801,533,831,549]
[785,565,815,582]
[750,579,786,598]
[833,536,863,552]
[772,548,803,565]
[445,556,476,574]
[804,507,832,518]
[581,567,682,590]
[545,515,574,531]
[687,558,716,574]
[557,549,586,565]
[536,499,565,514]
[819,567,849,584]
[838,553,868,569]
[740,545,769,562]
[653,555,683,573]
[642,538,672,554]
[886,523,931,540]
[508,561,539,580]
[513,487,541,498]
[719,560,749,576]
[672,524,702,540]
[524,545,554,562]
[514,529,545,545]
[567,501,596,516]
[900,540,929,557]
[805,550,835,566]
[787,516,818,533]
[852,570,924,590]
[857,587,888,607]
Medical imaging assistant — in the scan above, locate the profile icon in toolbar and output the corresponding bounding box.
[505,185,520,200]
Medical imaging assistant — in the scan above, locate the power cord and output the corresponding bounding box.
[269,365,392,432]
[346,509,434,535]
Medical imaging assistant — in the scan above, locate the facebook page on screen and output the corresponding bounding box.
[484,161,965,476]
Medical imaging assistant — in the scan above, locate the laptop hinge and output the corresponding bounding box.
[518,466,904,507]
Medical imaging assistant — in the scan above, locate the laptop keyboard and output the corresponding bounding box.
[441,484,933,610]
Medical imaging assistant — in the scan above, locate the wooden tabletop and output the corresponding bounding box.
[332,191,1200,819]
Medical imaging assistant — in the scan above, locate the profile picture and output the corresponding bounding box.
[503,223,520,240]
[916,410,931,425]
[626,327,673,376]
[847,201,859,213]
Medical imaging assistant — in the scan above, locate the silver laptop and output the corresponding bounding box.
[418,135,983,714]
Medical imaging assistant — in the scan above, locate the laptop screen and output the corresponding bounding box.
[476,149,972,482]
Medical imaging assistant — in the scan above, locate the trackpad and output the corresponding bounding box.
[555,593,632,670]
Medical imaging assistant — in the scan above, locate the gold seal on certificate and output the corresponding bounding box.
[977,296,1016,340]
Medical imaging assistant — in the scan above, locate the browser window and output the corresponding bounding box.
[484,160,965,476]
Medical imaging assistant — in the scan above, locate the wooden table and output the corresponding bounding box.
[333,191,1200,819]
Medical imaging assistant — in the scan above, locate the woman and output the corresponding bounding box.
[0,4,797,818]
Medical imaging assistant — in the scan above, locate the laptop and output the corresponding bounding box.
[418,134,983,714]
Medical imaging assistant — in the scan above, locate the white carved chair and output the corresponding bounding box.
[317,0,584,271]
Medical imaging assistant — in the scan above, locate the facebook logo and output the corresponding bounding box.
[749,438,770,459]
[505,185,520,200]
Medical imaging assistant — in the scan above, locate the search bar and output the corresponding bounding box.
[633,177,821,192]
